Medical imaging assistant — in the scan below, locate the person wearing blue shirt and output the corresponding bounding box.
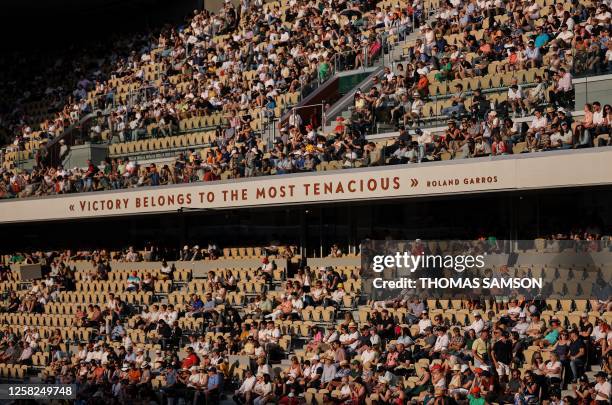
[534,27,550,48]
[161,365,179,405]
[204,367,223,403]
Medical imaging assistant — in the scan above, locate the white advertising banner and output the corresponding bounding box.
[0,149,610,223]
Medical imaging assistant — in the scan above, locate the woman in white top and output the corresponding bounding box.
[339,377,352,400]
[543,352,562,384]
[252,374,273,405]
[286,356,302,380]
[160,260,173,280]
[295,269,310,292]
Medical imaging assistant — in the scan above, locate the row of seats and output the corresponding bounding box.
[425,298,599,312]
[0,313,74,328]
[107,130,216,156]
[1,325,95,341]
[76,268,162,281]
[222,246,266,258]
[356,304,612,327]
[56,291,153,305]
[426,68,546,98]
[177,114,227,131]
[74,280,171,293]
[0,364,27,379]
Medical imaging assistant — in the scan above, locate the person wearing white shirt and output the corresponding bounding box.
[76,345,88,361]
[166,305,178,325]
[234,370,257,403]
[556,25,574,45]
[527,109,548,149]
[513,313,530,337]
[543,352,562,382]
[370,331,381,347]
[595,5,612,25]
[416,129,433,162]
[507,83,524,117]
[464,312,485,334]
[418,311,432,335]
[433,328,450,352]
[507,301,522,320]
[341,323,360,351]
[323,329,339,344]
[121,335,133,350]
[590,102,609,142]
[593,372,611,403]
[360,346,378,365]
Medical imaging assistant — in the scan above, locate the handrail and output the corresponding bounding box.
[296,20,415,102]
[44,110,103,151]
[43,110,105,168]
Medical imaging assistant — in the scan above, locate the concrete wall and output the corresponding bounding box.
[63,144,109,168]
[574,74,612,107]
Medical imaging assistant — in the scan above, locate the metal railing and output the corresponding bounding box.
[295,20,417,104]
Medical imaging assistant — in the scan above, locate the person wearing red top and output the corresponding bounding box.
[181,347,200,369]
[416,74,429,98]
[491,135,507,155]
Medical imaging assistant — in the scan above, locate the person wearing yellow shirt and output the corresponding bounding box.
[471,329,490,368]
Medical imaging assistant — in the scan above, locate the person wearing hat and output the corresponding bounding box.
[134,346,146,367]
[306,355,323,389]
[321,355,337,386]
[573,373,591,400]
[550,118,573,149]
[464,312,485,335]
[405,92,424,126]
[448,364,463,391]
[539,317,562,347]
[592,371,611,403]
[186,364,207,402]
[138,361,152,387]
[194,366,221,404]
[418,310,432,335]
[342,322,360,353]
[512,311,530,339]
[467,385,485,405]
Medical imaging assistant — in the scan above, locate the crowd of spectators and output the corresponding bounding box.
[352,0,612,133]
[0,97,610,199]
[0,242,610,404]
[1,0,416,157]
[0,0,610,199]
